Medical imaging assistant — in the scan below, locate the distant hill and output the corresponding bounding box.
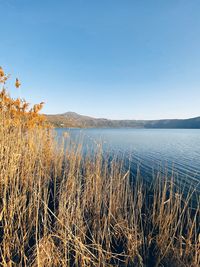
[46,112,200,129]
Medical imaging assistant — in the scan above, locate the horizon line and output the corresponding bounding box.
[44,111,200,121]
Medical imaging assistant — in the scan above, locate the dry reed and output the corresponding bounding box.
[0,68,199,266]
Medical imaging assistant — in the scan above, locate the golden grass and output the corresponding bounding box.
[0,68,199,266]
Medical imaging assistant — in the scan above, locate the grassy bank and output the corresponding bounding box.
[0,69,199,266]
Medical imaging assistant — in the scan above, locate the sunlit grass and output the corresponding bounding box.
[0,67,199,266]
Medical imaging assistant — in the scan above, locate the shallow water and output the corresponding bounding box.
[56,128,200,189]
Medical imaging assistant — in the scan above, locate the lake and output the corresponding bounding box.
[56,128,200,190]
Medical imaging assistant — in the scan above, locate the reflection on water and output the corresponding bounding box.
[56,128,200,190]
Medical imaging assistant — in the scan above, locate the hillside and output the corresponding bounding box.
[46,112,200,129]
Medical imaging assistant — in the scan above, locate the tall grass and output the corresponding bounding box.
[0,68,199,266]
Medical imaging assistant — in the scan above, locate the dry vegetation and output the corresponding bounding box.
[0,67,199,266]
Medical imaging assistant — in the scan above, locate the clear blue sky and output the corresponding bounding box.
[1,0,200,119]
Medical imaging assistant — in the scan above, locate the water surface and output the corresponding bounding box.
[56,128,200,189]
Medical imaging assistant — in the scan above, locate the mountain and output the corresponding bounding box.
[46,112,200,129]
